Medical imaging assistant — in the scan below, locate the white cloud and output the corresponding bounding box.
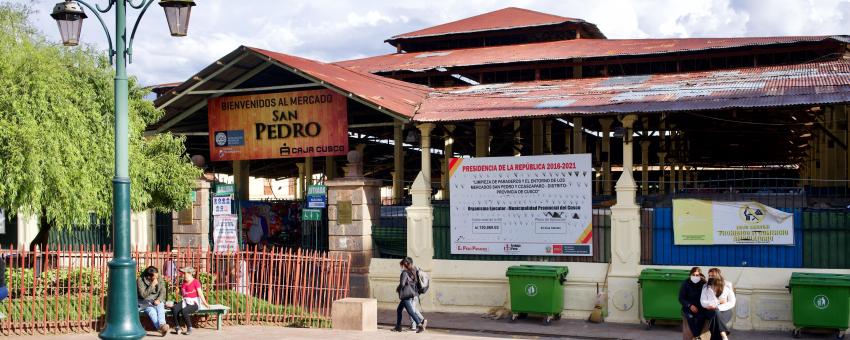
[17,0,850,86]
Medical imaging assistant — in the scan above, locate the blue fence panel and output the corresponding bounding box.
[652,207,803,268]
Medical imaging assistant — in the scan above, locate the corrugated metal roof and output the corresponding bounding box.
[247,47,429,119]
[151,47,850,130]
[151,46,430,131]
[337,36,848,73]
[388,7,588,40]
[412,59,850,122]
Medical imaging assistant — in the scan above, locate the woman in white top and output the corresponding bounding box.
[700,268,735,340]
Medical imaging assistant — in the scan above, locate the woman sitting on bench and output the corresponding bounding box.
[171,266,209,335]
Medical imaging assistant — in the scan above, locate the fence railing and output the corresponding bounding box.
[0,246,350,336]
[639,178,850,268]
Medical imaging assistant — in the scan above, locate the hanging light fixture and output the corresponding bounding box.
[50,1,87,46]
[159,0,196,37]
[405,130,418,144]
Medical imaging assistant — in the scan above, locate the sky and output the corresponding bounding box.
[17,0,850,86]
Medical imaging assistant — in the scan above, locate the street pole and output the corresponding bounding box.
[98,0,145,338]
[51,1,196,339]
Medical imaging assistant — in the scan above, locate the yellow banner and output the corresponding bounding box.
[208,90,348,161]
[673,199,794,245]
[673,199,714,244]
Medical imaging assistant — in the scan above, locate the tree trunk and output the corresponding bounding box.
[29,213,51,251]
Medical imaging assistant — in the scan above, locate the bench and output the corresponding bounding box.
[139,304,230,330]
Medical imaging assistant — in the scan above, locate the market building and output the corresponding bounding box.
[10,6,850,332]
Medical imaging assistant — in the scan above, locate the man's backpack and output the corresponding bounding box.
[416,268,430,294]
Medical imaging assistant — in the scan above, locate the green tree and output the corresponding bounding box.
[0,4,202,248]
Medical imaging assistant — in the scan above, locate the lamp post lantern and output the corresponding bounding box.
[50,1,195,339]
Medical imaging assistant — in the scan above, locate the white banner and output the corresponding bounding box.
[212,195,232,216]
[213,214,239,252]
[673,199,794,245]
[449,154,593,256]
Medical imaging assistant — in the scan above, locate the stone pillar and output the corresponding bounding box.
[16,213,39,250]
[475,121,490,157]
[532,119,544,155]
[600,118,614,196]
[327,150,381,298]
[131,210,154,251]
[305,156,314,190]
[572,117,584,154]
[419,123,435,190]
[607,114,642,324]
[406,171,435,309]
[393,122,405,204]
[233,160,250,200]
[641,140,651,196]
[564,125,572,154]
[172,179,211,250]
[295,163,305,200]
[545,120,553,154]
[443,125,455,198]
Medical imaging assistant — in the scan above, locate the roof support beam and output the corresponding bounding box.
[156,60,272,133]
[187,82,320,95]
[155,53,249,110]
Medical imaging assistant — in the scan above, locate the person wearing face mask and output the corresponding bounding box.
[700,268,735,340]
[680,267,707,340]
[393,257,426,333]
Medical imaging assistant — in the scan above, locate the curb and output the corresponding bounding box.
[377,322,622,340]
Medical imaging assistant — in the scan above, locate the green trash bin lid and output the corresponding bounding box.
[639,268,690,282]
[789,272,850,287]
[506,265,569,278]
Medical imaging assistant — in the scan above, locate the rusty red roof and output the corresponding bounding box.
[412,59,850,122]
[389,7,587,40]
[338,36,848,74]
[247,47,430,119]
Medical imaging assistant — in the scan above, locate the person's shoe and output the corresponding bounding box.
[409,325,417,331]
[172,327,181,335]
[421,319,427,331]
[159,324,170,336]
[391,326,403,332]
[183,328,192,335]
[416,325,425,333]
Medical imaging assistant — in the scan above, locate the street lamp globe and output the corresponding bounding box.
[50,1,87,46]
[159,0,196,37]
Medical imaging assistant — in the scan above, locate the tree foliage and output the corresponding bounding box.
[0,4,201,229]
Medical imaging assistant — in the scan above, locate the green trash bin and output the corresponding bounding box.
[505,265,568,325]
[789,272,850,339]
[638,268,690,330]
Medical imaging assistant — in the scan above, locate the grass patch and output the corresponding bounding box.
[0,295,104,322]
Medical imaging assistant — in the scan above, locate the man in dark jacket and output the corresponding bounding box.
[679,267,706,339]
[138,266,169,336]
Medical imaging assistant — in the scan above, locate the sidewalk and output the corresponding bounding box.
[377,309,828,339]
[1,326,574,340]
[0,311,839,340]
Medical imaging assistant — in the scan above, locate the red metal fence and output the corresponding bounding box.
[0,245,350,336]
